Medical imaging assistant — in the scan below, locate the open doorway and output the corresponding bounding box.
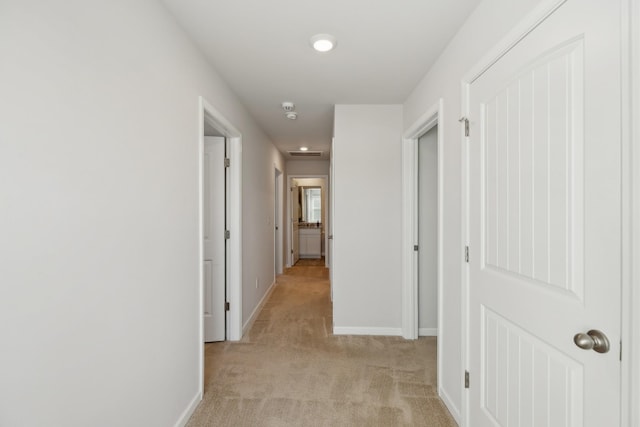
[274,167,284,278]
[401,98,444,391]
[198,97,243,397]
[417,126,438,337]
[286,175,329,268]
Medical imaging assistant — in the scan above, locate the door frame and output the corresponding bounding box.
[624,0,640,425]
[286,174,329,268]
[401,98,444,396]
[274,166,284,277]
[401,99,444,340]
[198,96,243,398]
[459,0,638,425]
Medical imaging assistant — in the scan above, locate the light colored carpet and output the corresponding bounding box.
[186,264,457,427]
[293,257,326,267]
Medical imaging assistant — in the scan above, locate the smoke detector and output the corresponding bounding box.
[282,102,295,112]
[285,111,298,120]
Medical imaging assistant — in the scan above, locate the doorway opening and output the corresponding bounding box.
[287,175,329,269]
[198,97,243,398]
[401,98,444,390]
[417,126,438,337]
[274,167,284,278]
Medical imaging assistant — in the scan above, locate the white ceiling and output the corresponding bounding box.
[162,0,482,159]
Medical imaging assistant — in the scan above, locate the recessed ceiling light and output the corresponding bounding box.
[300,146,309,151]
[285,112,298,120]
[310,34,337,53]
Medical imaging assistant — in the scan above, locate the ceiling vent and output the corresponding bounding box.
[288,150,322,157]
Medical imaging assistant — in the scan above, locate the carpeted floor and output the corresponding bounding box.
[185,263,457,427]
[293,257,326,267]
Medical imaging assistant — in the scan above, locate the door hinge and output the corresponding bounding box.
[225,230,230,239]
[459,117,469,137]
[414,244,419,251]
[465,371,470,388]
[224,158,230,168]
[225,302,230,311]
[465,246,469,263]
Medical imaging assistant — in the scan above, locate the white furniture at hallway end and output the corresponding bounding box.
[299,228,321,258]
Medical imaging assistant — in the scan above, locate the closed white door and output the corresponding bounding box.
[467,0,621,425]
[203,136,225,342]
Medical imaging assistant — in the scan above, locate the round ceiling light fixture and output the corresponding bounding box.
[285,111,298,120]
[299,146,309,151]
[310,34,337,53]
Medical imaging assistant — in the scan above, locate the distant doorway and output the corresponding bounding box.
[286,175,329,268]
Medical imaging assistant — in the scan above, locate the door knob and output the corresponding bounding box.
[573,329,610,353]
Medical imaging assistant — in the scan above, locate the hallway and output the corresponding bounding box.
[186,264,455,426]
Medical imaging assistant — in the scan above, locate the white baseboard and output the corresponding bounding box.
[439,386,461,426]
[242,279,277,334]
[419,327,438,337]
[174,392,201,427]
[332,327,403,336]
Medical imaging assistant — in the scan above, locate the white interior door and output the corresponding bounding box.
[203,136,225,342]
[467,0,621,425]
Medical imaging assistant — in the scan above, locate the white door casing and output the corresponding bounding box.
[466,0,622,425]
[329,138,335,299]
[203,136,226,342]
[418,127,438,337]
[290,182,299,265]
[274,168,283,276]
[401,99,443,343]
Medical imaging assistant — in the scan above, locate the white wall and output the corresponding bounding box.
[333,105,403,334]
[403,0,545,419]
[0,1,283,426]
[418,127,438,333]
[242,144,286,325]
[286,159,330,176]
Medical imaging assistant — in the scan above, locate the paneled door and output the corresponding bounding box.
[467,0,622,425]
[203,136,225,342]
